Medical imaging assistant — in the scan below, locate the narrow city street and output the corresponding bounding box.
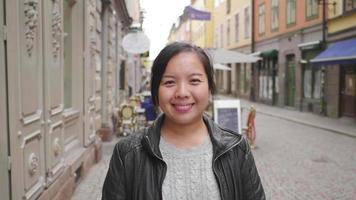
[71,99,356,200]
[248,111,356,200]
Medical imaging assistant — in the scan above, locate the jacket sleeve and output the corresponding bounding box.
[102,144,127,200]
[240,139,266,200]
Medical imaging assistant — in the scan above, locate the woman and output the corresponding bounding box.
[102,42,265,200]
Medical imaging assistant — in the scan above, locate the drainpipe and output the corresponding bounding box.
[250,0,256,101]
[320,0,327,115]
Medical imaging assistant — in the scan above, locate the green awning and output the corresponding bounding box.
[261,49,278,58]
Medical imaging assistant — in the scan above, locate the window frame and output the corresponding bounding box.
[344,0,356,12]
[244,6,250,39]
[286,0,296,27]
[235,13,239,42]
[305,0,319,21]
[258,3,266,36]
[271,0,279,32]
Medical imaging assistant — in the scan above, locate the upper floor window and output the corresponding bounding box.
[235,13,239,42]
[227,0,231,14]
[227,19,231,46]
[258,4,265,35]
[287,0,296,26]
[345,0,356,12]
[220,24,224,48]
[306,0,318,19]
[244,7,250,38]
[214,0,223,7]
[271,0,279,31]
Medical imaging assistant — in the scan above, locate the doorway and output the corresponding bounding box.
[340,65,356,117]
[285,54,296,107]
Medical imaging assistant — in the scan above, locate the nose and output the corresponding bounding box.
[175,82,189,99]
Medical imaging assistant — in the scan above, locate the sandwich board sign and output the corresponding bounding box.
[213,99,242,134]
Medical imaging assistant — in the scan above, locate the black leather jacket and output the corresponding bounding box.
[102,114,265,200]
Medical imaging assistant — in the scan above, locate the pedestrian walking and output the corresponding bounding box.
[245,105,257,149]
[102,42,265,200]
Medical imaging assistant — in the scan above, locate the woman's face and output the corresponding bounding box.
[158,51,210,126]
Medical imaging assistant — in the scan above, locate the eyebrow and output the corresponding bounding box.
[162,73,204,78]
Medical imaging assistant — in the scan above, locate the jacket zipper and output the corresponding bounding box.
[212,138,243,200]
[145,135,167,200]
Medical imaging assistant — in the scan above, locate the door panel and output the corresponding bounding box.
[341,67,356,117]
[83,0,97,146]
[286,55,296,107]
[0,0,10,199]
[6,0,45,199]
[42,0,65,184]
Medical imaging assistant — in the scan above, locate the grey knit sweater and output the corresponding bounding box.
[159,136,221,200]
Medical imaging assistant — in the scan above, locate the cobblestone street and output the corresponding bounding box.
[71,99,356,200]
[248,112,356,200]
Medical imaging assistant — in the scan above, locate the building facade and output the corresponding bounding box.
[0,0,139,199]
[313,0,356,118]
[253,0,324,109]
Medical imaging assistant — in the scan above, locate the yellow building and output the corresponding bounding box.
[190,0,214,48]
[213,0,253,98]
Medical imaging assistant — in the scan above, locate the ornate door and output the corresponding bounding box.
[42,0,64,185]
[6,0,46,199]
[0,0,10,199]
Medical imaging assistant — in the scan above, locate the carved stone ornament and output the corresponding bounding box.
[24,0,39,56]
[28,153,39,176]
[53,137,61,156]
[51,0,62,60]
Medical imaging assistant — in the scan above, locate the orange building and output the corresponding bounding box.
[252,0,324,114]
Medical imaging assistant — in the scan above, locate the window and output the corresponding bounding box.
[287,0,296,26]
[345,0,356,12]
[306,0,318,19]
[220,24,224,48]
[235,13,239,42]
[226,0,231,14]
[271,0,279,31]
[244,7,250,38]
[214,0,221,7]
[227,19,231,46]
[258,4,265,35]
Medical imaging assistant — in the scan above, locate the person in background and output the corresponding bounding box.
[246,105,257,149]
[102,42,265,200]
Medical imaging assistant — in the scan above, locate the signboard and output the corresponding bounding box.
[213,99,242,134]
[122,32,150,54]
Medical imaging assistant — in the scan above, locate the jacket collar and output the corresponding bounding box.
[142,113,243,159]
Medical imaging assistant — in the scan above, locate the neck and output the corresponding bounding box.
[161,117,208,148]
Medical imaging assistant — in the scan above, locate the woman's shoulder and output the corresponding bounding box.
[114,133,144,156]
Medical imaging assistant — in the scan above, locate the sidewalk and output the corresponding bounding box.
[216,95,356,138]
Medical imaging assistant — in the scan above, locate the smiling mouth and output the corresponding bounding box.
[172,103,194,112]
